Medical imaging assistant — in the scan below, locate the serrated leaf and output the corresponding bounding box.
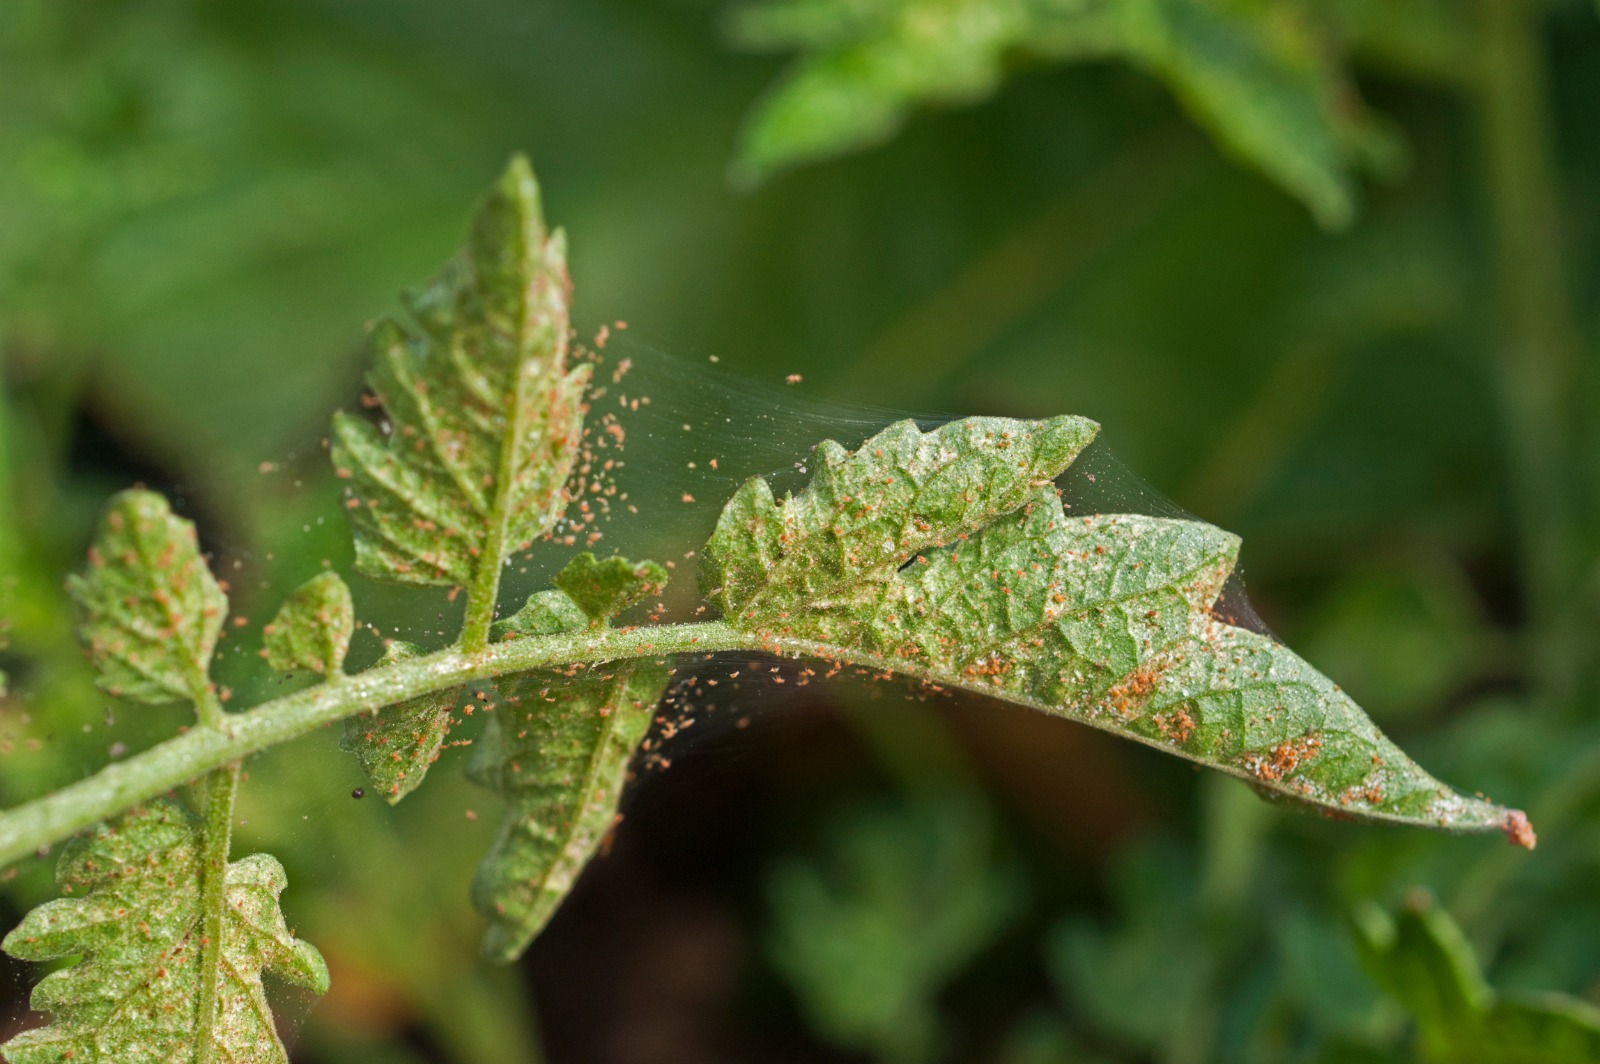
[470,584,669,961]
[701,415,1098,620]
[262,571,353,675]
[729,0,1388,227]
[706,419,1526,838]
[330,154,588,589]
[65,490,226,707]
[469,664,669,962]
[551,551,668,623]
[341,641,462,804]
[0,800,327,1064]
[1356,896,1600,1063]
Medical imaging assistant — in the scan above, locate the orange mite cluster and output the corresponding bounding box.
[1245,732,1324,783]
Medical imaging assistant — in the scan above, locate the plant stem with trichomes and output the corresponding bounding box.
[0,620,749,869]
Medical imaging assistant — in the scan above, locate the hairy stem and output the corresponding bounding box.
[194,684,226,731]
[0,621,747,869]
[194,762,241,1064]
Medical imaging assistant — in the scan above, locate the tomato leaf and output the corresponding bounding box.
[330,155,587,590]
[341,640,462,804]
[1,800,326,1063]
[263,571,354,676]
[66,490,226,708]
[706,418,1527,838]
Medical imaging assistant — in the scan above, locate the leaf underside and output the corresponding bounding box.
[551,551,668,623]
[330,154,587,588]
[0,801,327,1064]
[66,490,227,706]
[263,571,354,675]
[470,588,669,962]
[706,416,1523,837]
[731,0,1392,227]
[342,640,464,804]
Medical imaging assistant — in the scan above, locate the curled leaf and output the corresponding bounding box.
[262,571,354,675]
[66,490,226,706]
[341,641,462,804]
[1,800,326,1064]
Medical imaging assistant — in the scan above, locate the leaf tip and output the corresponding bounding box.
[1503,808,1536,850]
[489,151,545,230]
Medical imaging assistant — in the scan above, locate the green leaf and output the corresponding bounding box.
[469,662,669,962]
[729,0,1046,183]
[66,490,226,707]
[1355,895,1600,1064]
[1047,842,1212,1054]
[491,587,591,642]
[262,571,354,676]
[729,0,1389,227]
[1117,0,1390,229]
[330,154,588,590]
[706,418,1526,838]
[469,580,671,961]
[551,551,668,624]
[701,415,1098,621]
[1,800,327,1064]
[341,641,462,804]
[767,794,1024,1064]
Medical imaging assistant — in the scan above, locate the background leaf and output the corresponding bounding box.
[766,793,1025,1064]
[1356,896,1600,1064]
[730,0,1393,226]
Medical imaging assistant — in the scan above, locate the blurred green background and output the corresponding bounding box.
[3,0,1599,1061]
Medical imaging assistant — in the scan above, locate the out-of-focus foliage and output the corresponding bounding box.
[3,0,1598,1060]
[765,793,1024,1063]
[1355,894,1600,1063]
[729,0,1406,226]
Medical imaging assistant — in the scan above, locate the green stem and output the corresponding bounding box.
[1475,0,1580,706]
[194,762,241,1064]
[0,621,746,869]
[194,683,226,731]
